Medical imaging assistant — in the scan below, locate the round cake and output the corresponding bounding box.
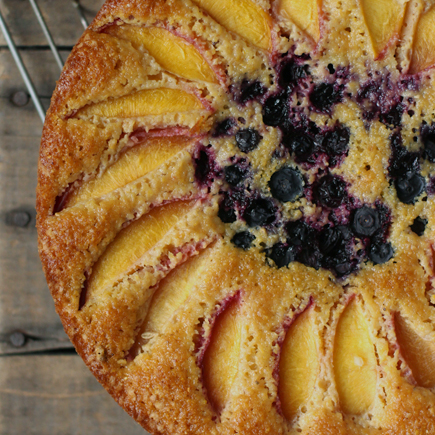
[37,0,435,433]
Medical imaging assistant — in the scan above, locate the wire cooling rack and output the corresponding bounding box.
[0,0,89,122]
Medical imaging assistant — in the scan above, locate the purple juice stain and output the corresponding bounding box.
[193,145,221,188]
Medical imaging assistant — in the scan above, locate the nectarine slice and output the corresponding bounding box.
[203,298,242,412]
[130,251,212,356]
[395,313,435,388]
[360,0,406,58]
[110,26,217,83]
[278,0,321,42]
[68,136,193,207]
[191,0,271,50]
[87,201,194,294]
[410,4,435,73]
[333,299,377,415]
[78,88,203,118]
[278,307,318,420]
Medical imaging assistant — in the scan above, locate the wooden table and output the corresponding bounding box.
[0,1,147,433]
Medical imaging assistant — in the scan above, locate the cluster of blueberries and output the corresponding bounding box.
[196,54,432,277]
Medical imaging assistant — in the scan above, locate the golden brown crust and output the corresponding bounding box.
[37,0,435,433]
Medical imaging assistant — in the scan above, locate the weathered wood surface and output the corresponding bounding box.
[0,1,150,433]
[0,355,145,435]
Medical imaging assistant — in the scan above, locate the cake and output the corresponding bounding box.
[37,0,435,433]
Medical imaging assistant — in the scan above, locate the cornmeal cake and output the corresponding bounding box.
[37,0,435,433]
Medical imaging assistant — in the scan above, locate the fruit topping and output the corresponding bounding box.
[279,59,309,89]
[278,0,321,42]
[235,128,262,153]
[191,0,272,50]
[109,25,217,83]
[213,118,237,137]
[310,83,342,113]
[284,131,317,162]
[394,173,426,204]
[360,0,406,59]
[218,193,237,223]
[333,299,377,415]
[244,197,277,227]
[278,306,319,420]
[194,145,220,187]
[313,174,347,208]
[368,241,393,264]
[351,206,380,238]
[410,216,427,236]
[409,4,435,74]
[224,164,248,186]
[231,231,255,250]
[267,242,295,268]
[421,123,435,163]
[263,93,288,126]
[238,80,266,104]
[388,131,420,179]
[269,167,304,202]
[322,126,350,156]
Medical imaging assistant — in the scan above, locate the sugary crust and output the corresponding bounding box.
[37,0,435,433]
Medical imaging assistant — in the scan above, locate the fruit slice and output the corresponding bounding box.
[333,299,377,415]
[395,313,435,388]
[278,0,321,42]
[130,250,212,356]
[191,0,271,50]
[410,4,435,73]
[68,136,193,207]
[202,298,242,412]
[278,306,318,420]
[109,26,217,83]
[87,200,194,294]
[78,88,203,118]
[360,0,406,58]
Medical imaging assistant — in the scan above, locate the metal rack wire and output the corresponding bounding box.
[0,0,89,123]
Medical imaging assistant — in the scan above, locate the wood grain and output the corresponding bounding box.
[0,354,145,435]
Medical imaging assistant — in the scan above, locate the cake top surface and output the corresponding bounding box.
[37,0,435,433]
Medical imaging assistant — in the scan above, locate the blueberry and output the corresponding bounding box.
[327,63,335,74]
[318,227,342,255]
[298,246,322,270]
[389,131,420,178]
[410,216,427,236]
[287,220,315,246]
[279,60,308,88]
[334,261,356,277]
[310,83,341,112]
[423,131,435,163]
[244,198,276,227]
[231,231,255,250]
[239,80,266,104]
[395,173,426,204]
[225,165,247,186]
[323,127,350,156]
[236,128,262,153]
[283,132,316,161]
[269,167,304,202]
[351,207,381,237]
[194,148,216,185]
[218,194,237,223]
[369,242,393,264]
[379,103,404,128]
[313,175,347,208]
[268,242,295,268]
[213,118,236,137]
[263,93,288,126]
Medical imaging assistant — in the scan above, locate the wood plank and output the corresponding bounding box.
[0,0,105,46]
[0,354,148,434]
[0,49,71,99]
